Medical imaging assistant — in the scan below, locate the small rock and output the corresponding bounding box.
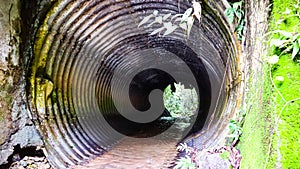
[20,160,28,167]
[23,156,29,161]
[44,163,51,169]
[35,157,45,162]
[26,159,34,164]
[12,154,21,162]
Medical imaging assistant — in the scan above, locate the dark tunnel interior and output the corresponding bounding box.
[96,35,212,138]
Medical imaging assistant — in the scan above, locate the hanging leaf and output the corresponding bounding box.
[163,22,173,29]
[192,0,202,22]
[155,16,163,24]
[179,22,188,30]
[292,41,300,59]
[235,10,243,20]
[187,16,194,37]
[163,22,178,36]
[267,55,280,65]
[173,17,182,23]
[181,8,193,23]
[138,14,153,27]
[163,13,172,20]
[171,14,183,21]
[224,8,235,23]
[150,27,165,35]
[147,16,163,27]
[232,1,242,10]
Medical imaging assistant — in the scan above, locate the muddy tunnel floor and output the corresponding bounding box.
[21,0,241,168]
[73,137,178,169]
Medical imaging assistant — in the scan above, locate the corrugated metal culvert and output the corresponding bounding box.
[26,0,242,168]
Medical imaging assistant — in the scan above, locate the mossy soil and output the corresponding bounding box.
[268,0,300,168]
[239,0,300,168]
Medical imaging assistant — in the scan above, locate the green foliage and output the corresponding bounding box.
[220,151,231,160]
[268,0,300,61]
[227,119,243,146]
[267,0,300,168]
[163,83,198,119]
[224,1,245,40]
[174,143,196,169]
[271,55,300,169]
[174,156,196,169]
[269,31,300,60]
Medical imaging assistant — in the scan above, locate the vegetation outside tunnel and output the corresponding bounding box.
[266,0,300,168]
[240,0,300,168]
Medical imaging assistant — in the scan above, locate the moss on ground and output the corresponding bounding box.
[239,65,272,169]
[239,1,300,168]
[271,55,300,168]
[267,0,300,168]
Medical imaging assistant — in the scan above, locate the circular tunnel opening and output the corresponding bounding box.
[95,36,211,138]
[163,82,199,131]
[26,0,240,168]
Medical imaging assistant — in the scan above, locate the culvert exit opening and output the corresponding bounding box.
[23,0,241,168]
[163,82,199,129]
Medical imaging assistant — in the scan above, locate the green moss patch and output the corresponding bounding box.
[267,0,300,168]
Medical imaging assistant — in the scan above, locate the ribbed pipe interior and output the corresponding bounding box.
[27,0,240,168]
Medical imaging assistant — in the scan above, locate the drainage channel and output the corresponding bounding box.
[25,0,241,168]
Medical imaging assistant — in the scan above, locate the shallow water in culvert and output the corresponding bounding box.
[74,137,178,169]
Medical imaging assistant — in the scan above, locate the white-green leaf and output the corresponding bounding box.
[187,17,194,37]
[270,39,288,47]
[276,30,293,38]
[147,16,163,27]
[180,22,188,30]
[138,15,153,27]
[173,17,182,23]
[150,27,165,35]
[232,1,242,9]
[235,10,243,20]
[282,45,294,53]
[181,8,193,23]
[163,13,172,20]
[163,22,178,36]
[292,41,300,59]
[267,55,280,65]
[171,14,183,21]
[225,8,235,23]
[292,34,300,41]
[192,0,202,22]
[155,16,163,24]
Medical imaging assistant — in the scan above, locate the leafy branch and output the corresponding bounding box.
[138,0,202,37]
[174,143,196,169]
[224,1,245,41]
[268,30,300,61]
